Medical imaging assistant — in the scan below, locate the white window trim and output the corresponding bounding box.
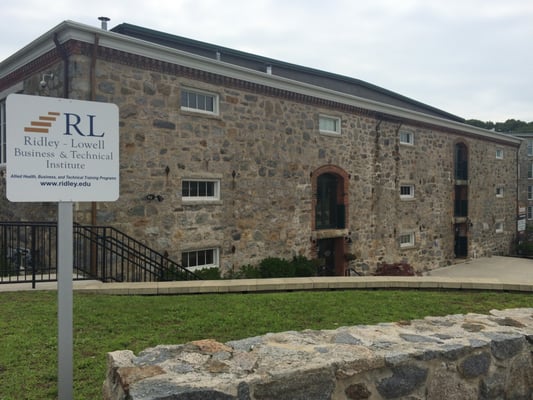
[182,248,219,271]
[495,221,504,233]
[181,179,221,202]
[399,232,415,248]
[318,114,341,135]
[399,130,414,146]
[400,184,415,200]
[527,140,533,157]
[529,163,533,179]
[528,185,533,201]
[180,87,219,115]
[495,149,503,159]
[528,206,533,220]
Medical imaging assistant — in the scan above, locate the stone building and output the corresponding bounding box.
[0,20,522,276]
[504,132,533,225]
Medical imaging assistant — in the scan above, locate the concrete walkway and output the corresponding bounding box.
[1,256,532,294]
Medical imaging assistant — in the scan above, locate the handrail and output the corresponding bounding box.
[0,221,200,284]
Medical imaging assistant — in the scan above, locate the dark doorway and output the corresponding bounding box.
[317,238,335,276]
[454,223,468,258]
[317,238,346,276]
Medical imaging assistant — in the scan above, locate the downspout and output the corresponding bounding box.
[53,33,68,99]
[90,33,100,277]
[90,34,99,227]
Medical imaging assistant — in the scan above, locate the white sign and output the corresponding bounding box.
[518,218,526,233]
[6,94,119,202]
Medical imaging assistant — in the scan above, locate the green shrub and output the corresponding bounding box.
[517,242,533,256]
[291,255,316,277]
[226,264,262,279]
[259,257,295,278]
[193,267,221,280]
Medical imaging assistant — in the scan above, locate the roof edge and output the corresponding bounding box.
[0,20,521,146]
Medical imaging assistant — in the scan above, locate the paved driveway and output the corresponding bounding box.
[425,256,533,283]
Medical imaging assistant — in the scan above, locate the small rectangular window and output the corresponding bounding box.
[529,163,533,179]
[496,187,504,198]
[495,149,503,159]
[399,131,414,145]
[528,140,533,157]
[399,232,415,248]
[495,221,504,233]
[180,88,218,114]
[528,186,533,200]
[528,206,533,220]
[182,179,220,201]
[319,115,341,135]
[181,248,219,270]
[400,184,414,199]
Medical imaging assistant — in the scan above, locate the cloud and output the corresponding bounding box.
[1,0,532,122]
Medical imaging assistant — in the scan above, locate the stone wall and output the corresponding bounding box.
[0,46,520,275]
[103,308,533,400]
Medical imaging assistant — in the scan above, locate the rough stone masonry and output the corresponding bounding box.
[103,308,533,399]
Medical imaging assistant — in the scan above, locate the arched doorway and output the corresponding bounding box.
[311,166,350,276]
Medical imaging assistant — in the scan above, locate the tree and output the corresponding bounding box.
[465,118,532,133]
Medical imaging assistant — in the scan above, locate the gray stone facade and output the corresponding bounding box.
[0,21,522,276]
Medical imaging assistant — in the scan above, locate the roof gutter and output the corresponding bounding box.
[0,20,522,147]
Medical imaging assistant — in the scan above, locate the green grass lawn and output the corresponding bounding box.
[0,289,531,399]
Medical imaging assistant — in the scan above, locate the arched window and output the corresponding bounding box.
[455,143,468,180]
[316,173,340,229]
[313,167,349,230]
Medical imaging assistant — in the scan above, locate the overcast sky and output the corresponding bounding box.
[2,0,532,122]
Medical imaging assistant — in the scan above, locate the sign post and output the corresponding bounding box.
[6,94,119,399]
[57,201,73,399]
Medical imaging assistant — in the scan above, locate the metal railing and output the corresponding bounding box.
[0,222,58,285]
[0,222,200,284]
[73,224,200,282]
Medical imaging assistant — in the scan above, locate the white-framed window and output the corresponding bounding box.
[399,232,415,248]
[400,184,415,199]
[495,221,504,233]
[181,248,219,271]
[399,130,414,145]
[528,186,533,200]
[495,149,503,159]
[180,88,219,115]
[181,179,220,201]
[0,99,6,165]
[319,115,341,135]
[528,140,533,157]
[495,187,504,198]
[528,206,533,220]
[529,162,533,179]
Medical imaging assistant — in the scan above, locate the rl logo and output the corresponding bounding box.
[23,112,105,137]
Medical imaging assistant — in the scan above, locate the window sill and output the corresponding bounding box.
[319,130,341,137]
[182,200,223,206]
[180,108,221,120]
[312,228,349,240]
